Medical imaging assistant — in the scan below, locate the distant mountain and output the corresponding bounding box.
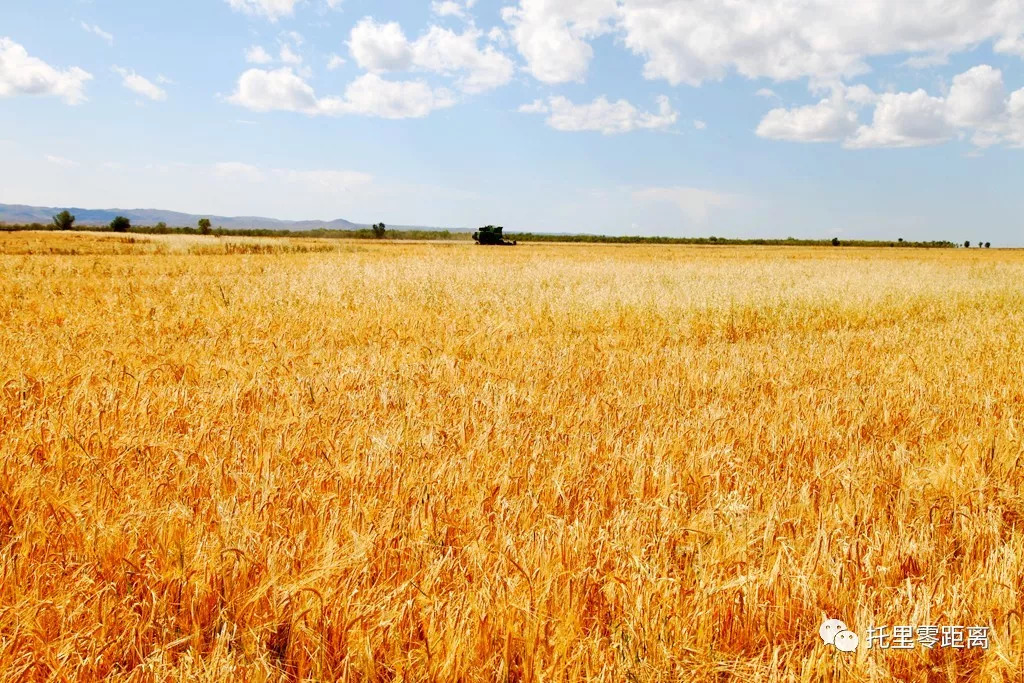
[0,203,463,232]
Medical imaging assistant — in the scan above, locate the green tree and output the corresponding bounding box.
[198,218,212,235]
[371,222,386,238]
[52,210,75,231]
[831,237,840,246]
[154,221,168,233]
[110,216,131,233]
[964,240,970,248]
[985,242,991,248]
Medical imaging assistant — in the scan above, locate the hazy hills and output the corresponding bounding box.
[0,203,462,232]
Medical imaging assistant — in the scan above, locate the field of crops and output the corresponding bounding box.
[1,231,1022,680]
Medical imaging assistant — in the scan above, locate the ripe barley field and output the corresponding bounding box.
[1,231,1023,681]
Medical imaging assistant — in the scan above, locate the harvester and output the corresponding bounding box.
[473,225,517,246]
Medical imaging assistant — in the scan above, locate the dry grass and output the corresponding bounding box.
[1,231,1022,681]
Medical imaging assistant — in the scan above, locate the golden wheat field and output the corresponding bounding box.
[1,230,1023,681]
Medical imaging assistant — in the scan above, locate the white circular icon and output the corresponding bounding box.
[833,630,860,652]
[819,619,848,646]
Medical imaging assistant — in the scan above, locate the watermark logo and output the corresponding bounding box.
[864,625,989,650]
[820,618,859,653]
[819,618,990,653]
[834,630,860,653]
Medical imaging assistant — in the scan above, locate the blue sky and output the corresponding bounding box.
[2,0,1024,243]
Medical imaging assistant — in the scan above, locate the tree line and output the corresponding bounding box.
[43,213,222,235]
[0,213,988,248]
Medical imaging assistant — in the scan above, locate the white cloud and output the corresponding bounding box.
[432,0,477,19]
[281,31,304,46]
[756,88,862,142]
[517,98,547,113]
[846,89,953,148]
[45,154,78,168]
[996,33,1024,56]
[327,54,346,70]
[245,45,273,64]
[433,1,462,17]
[947,68,1024,148]
[500,0,617,84]
[411,26,514,93]
[755,88,779,99]
[279,44,302,65]
[632,186,735,224]
[80,22,113,46]
[1004,89,1024,147]
[227,68,454,119]
[321,73,455,119]
[945,65,1005,128]
[521,94,678,134]
[693,119,706,130]
[348,18,413,71]
[842,84,879,106]
[758,65,1024,149]
[347,19,514,93]
[618,1,1024,85]
[0,38,92,105]
[488,27,509,47]
[495,1,1024,87]
[113,66,167,102]
[225,0,299,21]
[227,68,319,113]
[245,41,303,69]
